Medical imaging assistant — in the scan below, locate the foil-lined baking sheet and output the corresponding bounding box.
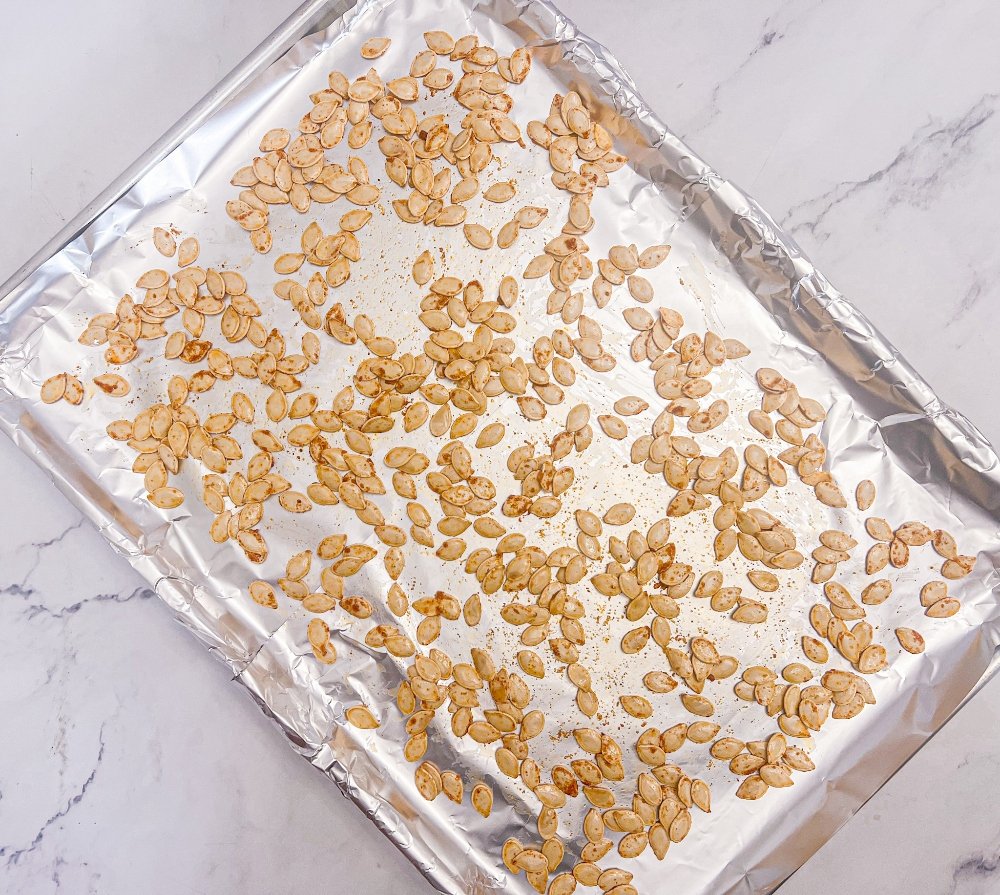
[2,1,999,893]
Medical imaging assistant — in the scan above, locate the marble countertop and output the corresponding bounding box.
[2,1,999,892]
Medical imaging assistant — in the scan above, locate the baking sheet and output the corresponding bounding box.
[2,1,999,893]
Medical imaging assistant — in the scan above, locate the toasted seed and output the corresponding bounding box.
[865,517,893,541]
[747,570,779,592]
[620,695,652,718]
[260,128,290,151]
[856,479,876,510]
[736,775,768,800]
[896,627,926,654]
[942,556,975,579]
[815,480,847,508]
[248,580,277,609]
[858,644,888,674]
[93,373,130,397]
[862,579,892,605]
[484,181,516,202]
[550,873,576,895]
[760,763,793,788]
[711,738,744,760]
[345,705,379,729]
[148,487,184,509]
[598,414,628,440]
[603,503,635,526]
[783,663,813,683]
[361,36,391,58]
[748,410,774,438]
[639,245,671,268]
[415,761,442,800]
[889,537,909,567]
[680,693,714,717]
[896,520,933,546]
[802,636,829,664]
[866,542,890,574]
[565,403,590,432]
[464,223,493,249]
[732,601,768,624]
[152,227,176,257]
[412,250,434,285]
[40,373,68,403]
[424,29,455,53]
[469,782,493,817]
[820,529,856,552]
[621,627,650,654]
[932,529,958,559]
[926,596,961,618]
[476,422,505,448]
[643,671,677,693]
[177,237,200,267]
[687,722,720,745]
[918,583,948,611]
[518,650,545,678]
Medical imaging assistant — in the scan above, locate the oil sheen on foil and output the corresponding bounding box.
[1,1,999,894]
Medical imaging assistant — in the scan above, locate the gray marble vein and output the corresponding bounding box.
[23,587,154,622]
[950,845,1000,895]
[786,94,999,244]
[1,729,105,868]
[0,519,85,601]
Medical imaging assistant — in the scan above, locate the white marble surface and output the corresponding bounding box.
[2,1,999,893]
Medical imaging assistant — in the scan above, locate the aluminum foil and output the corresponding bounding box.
[2,0,999,893]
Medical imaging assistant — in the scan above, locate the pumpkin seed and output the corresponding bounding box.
[471,783,493,817]
[361,37,391,59]
[856,479,876,510]
[345,705,379,729]
[896,627,926,654]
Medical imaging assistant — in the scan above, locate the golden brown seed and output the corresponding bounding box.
[643,671,677,693]
[942,556,975,579]
[598,414,628,440]
[466,782,493,820]
[484,181,516,202]
[603,503,636,526]
[620,695,652,718]
[687,722,720,744]
[710,738,744,760]
[361,36,391,58]
[862,579,892,605]
[858,644,888,674]
[148,487,184,509]
[153,227,176,257]
[177,237,199,267]
[896,627,926,654]
[464,223,493,249]
[476,422,505,448]
[680,693,714,717]
[40,373,68,403]
[345,705,379,729]
[783,663,813,683]
[802,636,829,664]
[736,775,768,800]
[93,373,130,397]
[747,570,779,592]
[565,403,590,432]
[856,479,876,510]
[248,581,277,609]
[926,597,961,618]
